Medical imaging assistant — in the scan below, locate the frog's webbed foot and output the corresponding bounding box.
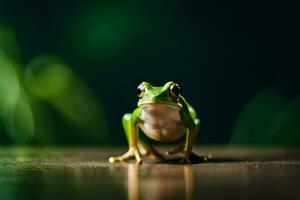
[109,147,142,164]
[166,146,209,162]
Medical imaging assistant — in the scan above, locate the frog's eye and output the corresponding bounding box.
[137,83,145,98]
[169,83,180,98]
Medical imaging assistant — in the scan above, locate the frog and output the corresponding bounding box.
[109,81,204,164]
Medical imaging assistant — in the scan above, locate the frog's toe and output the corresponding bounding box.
[109,156,124,163]
[190,152,211,161]
[109,156,117,163]
[136,158,143,164]
[133,150,141,161]
[201,155,208,161]
[108,156,130,163]
[108,147,144,164]
[109,155,132,163]
[165,146,184,156]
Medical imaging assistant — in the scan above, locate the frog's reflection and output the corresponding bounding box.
[127,164,194,200]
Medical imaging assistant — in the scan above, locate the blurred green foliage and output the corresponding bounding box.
[0,24,108,145]
[231,87,300,146]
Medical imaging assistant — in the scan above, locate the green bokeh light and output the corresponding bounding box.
[25,55,73,99]
[0,24,109,145]
[231,87,299,145]
[273,95,300,145]
[0,50,20,115]
[25,55,108,142]
[4,90,34,143]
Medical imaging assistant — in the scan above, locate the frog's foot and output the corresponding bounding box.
[165,145,184,156]
[190,152,210,161]
[181,152,210,163]
[109,147,142,164]
[166,147,209,162]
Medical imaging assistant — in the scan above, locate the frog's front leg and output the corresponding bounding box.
[180,129,196,163]
[109,111,142,164]
[180,118,200,163]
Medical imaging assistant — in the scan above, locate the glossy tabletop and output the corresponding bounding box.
[0,146,299,200]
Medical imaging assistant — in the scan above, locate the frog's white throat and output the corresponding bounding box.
[139,104,186,142]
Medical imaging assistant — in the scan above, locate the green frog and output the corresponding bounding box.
[109,81,204,164]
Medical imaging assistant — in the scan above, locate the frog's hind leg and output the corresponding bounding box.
[165,118,200,156]
[138,140,165,160]
[109,113,142,163]
[165,141,184,156]
[165,119,209,161]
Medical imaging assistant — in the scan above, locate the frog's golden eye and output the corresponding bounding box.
[137,83,145,98]
[169,83,180,98]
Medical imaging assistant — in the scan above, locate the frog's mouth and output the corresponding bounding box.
[139,102,182,109]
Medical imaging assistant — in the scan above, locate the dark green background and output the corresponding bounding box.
[0,1,299,146]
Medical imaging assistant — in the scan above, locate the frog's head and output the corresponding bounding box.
[137,81,182,108]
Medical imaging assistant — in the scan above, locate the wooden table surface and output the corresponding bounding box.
[0,146,299,200]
